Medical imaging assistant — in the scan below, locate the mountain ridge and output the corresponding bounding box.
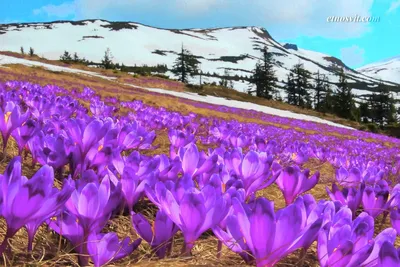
[0,19,399,102]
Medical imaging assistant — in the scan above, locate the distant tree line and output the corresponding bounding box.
[20,47,36,57]
[49,44,399,132]
[247,45,399,130]
[60,50,90,65]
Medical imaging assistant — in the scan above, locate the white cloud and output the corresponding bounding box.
[32,0,376,39]
[33,2,77,18]
[340,45,365,67]
[387,0,400,13]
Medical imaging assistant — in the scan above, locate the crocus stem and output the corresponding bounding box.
[181,242,193,257]
[78,243,90,266]
[2,141,7,162]
[381,212,389,231]
[27,233,34,252]
[382,211,388,225]
[216,240,222,259]
[78,232,90,266]
[166,236,174,257]
[0,236,10,256]
[129,211,136,236]
[0,228,15,256]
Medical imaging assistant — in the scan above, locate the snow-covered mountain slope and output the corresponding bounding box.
[0,19,399,96]
[0,53,353,129]
[357,56,400,84]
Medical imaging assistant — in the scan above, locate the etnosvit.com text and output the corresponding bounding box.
[327,15,380,23]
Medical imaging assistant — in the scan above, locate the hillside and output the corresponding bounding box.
[0,52,358,129]
[357,56,400,84]
[1,19,399,100]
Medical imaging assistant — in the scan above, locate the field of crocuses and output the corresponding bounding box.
[1,79,400,267]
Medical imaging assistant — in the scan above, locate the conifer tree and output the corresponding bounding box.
[29,47,35,57]
[20,47,24,55]
[219,69,230,88]
[320,85,334,113]
[73,52,79,62]
[313,71,327,111]
[60,51,73,63]
[332,68,355,119]
[289,63,311,107]
[249,46,277,99]
[171,45,199,83]
[370,82,397,125]
[285,72,297,105]
[101,48,114,69]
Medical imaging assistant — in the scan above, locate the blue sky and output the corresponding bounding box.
[1,0,399,68]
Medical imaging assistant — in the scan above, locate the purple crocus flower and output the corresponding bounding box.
[0,157,73,254]
[11,118,38,155]
[378,241,400,266]
[154,154,181,181]
[120,166,156,211]
[326,183,364,217]
[335,166,362,187]
[66,118,111,159]
[90,100,114,118]
[0,101,29,153]
[361,228,397,266]
[179,143,218,178]
[275,166,319,205]
[87,232,141,267]
[64,174,122,265]
[389,207,400,235]
[154,180,230,255]
[132,210,179,258]
[118,121,156,151]
[362,185,389,218]
[40,133,70,170]
[65,175,121,233]
[221,196,322,267]
[168,129,195,158]
[224,149,277,199]
[229,132,249,148]
[48,211,86,257]
[317,209,375,267]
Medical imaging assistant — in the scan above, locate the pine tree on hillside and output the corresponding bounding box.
[29,47,35,57]
[101,48,114,70]
[290,63,311,107]
[370,82,397,126]
[171,45,199,83]
[313,71,327,111]
[320,85,334,113]
[285,72,297,105]
[60,51,73,63]
[73,52,79,62]
[332,68,355,119]
[20,47,24,55]
[219,69,230,88]
[249,46,277,99]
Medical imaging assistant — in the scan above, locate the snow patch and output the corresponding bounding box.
[123,83,354,129]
